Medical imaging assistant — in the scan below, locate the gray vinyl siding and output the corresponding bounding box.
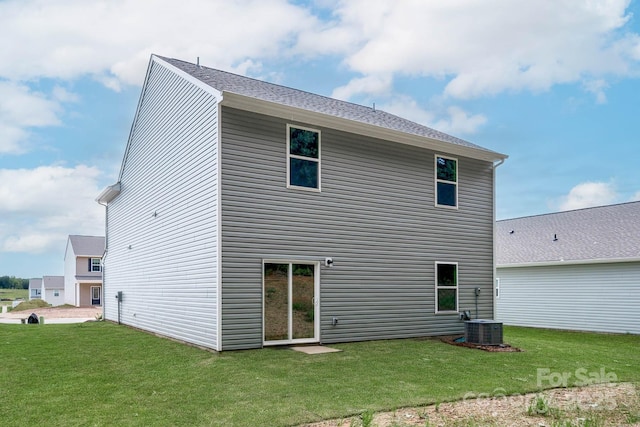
[496,263,640,334]
[220,107,496,350]
[105,60,219,349]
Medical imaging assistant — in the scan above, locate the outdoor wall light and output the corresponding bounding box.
[324,257,334,267]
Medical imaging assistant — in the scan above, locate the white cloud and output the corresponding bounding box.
[0,0,318,87]
[52,86,79,103]
[583,79,609,104]
[301,0,639,100]
[331,74,392,100]
[431,106,487,136]
[0,165,104,254]
[558,182,618,211]
[377,96,486,136]
[630,191,640,202]
[0,81,64,154]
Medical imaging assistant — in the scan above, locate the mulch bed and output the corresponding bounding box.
[440,335,523,352]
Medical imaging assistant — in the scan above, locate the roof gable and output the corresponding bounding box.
[29,278,42,290]
[497,201,640,266]
[155,55,506,163]
[42,275,64,289]
[68,235,105,257]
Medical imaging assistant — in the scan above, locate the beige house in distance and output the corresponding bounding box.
[42,275,65,307]
[64,235,105,307]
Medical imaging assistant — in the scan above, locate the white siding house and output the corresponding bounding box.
[64,235,105,307]
[98,55,507,351]
[41,276,65,307]
[496,201,640,334]
[29,278,42,300]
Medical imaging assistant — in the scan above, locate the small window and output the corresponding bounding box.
[54,290,60,297]
[435,155,457,208]
[435,262,458,313]
[287,125,320,191]
[91,258,102,272]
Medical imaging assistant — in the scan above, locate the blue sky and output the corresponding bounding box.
[1,0,640,278]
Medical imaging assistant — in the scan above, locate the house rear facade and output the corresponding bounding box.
[496,201,640,334]
[42,276,64,307]
[98,55,507,351]
[64,235,105,307]
[29,278,42,300]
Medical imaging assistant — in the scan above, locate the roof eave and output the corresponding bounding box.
[96,183,121,204]
[497,256,640,268]
[220,92,507,163]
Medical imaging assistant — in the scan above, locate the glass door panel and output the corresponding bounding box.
[91,286,101,305]
[292,264,315,339]
[264,263,289,342]
[264,261,318,344]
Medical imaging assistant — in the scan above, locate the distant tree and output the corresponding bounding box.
[0,276,30,289]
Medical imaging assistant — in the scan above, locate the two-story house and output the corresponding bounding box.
[97,55,507,351]
[63,235,105,307]
[28,278,42,300]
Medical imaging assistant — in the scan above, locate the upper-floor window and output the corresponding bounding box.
[90,258,102,272]
[435,262,458,313]
[435,155,457,208]
[287,124,320,191]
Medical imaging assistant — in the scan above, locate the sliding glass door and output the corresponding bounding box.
[263,261,319,345]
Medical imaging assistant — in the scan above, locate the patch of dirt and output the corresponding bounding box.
[440,335,523,352]
[303,383,640,427]
[0,306,102,319]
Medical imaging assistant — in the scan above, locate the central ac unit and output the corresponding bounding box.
[465,320,503,345]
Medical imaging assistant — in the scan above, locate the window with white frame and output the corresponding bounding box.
[54,290,60,297]
[435,262,458,313]
[91,258,102,272]
[435,155,457,208]
[287,124,320,190]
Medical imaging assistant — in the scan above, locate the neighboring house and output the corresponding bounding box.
[496,201,640,334]
[97,55,507,351]
[28,278,42,300]
[64,235,105,307]
[41,276,65,306]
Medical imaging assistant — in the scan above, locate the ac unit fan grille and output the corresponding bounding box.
[465,320,503,345]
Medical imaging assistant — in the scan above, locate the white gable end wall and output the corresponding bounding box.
[496,262,640,334]
[63,240,76,305]
[104,59,220,349]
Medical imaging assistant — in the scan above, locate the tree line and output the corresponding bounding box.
[0,276,29,289]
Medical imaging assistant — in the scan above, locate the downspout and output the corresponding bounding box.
[96,199,108,322]
[491,158,505,320]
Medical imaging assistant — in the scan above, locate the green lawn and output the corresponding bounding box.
[0,289,28,305]
[1,323,639,426]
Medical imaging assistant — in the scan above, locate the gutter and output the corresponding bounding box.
[497,257,640,269]
[96,183,120,321]
[492,158,506,320]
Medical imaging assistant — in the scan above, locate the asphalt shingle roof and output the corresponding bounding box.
[29,278,42,290]
[496,201,640,265]
[158,56,503,157]
[69,235,105,257]
[42,275,64,289]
